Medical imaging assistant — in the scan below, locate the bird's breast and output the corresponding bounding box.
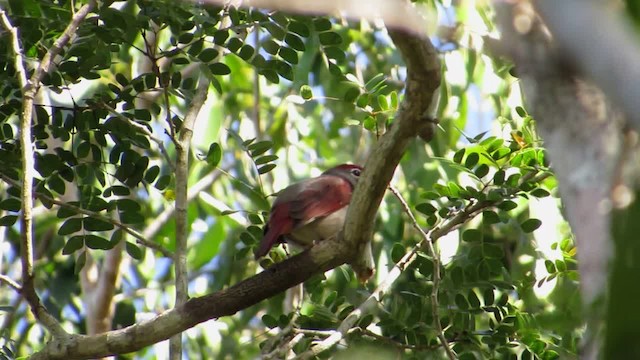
[287,206,349,247]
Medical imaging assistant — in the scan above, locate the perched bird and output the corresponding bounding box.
[255,164,374,282]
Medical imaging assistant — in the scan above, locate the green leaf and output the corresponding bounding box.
[144,165,160,183]
[120,211,144,224]
[324,46,345,62]
[391,243,405,263]
[343,86,360,103]
[498,200,518,211]
[83,217,114,232]
[248,140,273,157]
[125,241,143,259]
[313,18,332,31]
[198,48,219,62]
[209,62,231,75]
[58,218,82,236]
[493,170,505,185]
[318,31,342,45]
[0,215,18,226]
[475,164,489,178]
[530,188,550,198]
[155,175,171,190]
[464,152,479,168]
[462,229,482,242]
[453,148,466,164]
[377,94,388,110]
[111,229,123,246]
[455,294,469,310]
[544,259,556,273]
[483,288,495,305]
[521,218,542,233]
[451,266,464,287]
[62,236,84,255]
[284,33,305,51]
[206,142,222,167]
[258,164,276,174]
[483,211,500,225]
[255,155,278,165]
[262,314,278,329]
[467,290,481,309]
[279,46,299,64]
[238,45,254,61]
[288,20,310,37]
[85,235,113,250]
[75,250,87,275]
[356,93,370,108]
[483,243,504,259]
[415,203,437,216]
[0,198,21,212]
[117,199,141,212]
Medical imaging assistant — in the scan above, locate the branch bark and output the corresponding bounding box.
[30,238,350,360]
[345,27,440,276]
[0,0,97,339]
[169,76,210,359]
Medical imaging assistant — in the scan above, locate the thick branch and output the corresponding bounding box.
[30,238,350,360]
[344,28,440,272]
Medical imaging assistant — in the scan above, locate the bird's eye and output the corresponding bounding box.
[351,168,361,177]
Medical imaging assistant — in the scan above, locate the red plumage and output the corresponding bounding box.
[255,164,361,259]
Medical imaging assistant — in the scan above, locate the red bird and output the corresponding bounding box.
[255,164,374,281]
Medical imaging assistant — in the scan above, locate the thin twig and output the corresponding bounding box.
[0,173,173,258]
[389,186,456,359]
[355,328,448,351]
[170,75,210,359]
[0,274,22,292]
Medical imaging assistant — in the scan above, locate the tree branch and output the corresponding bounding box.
[30,237,351,360]
[170,76,210,359]
[2,0,96,339]
[344,27,440,283]
[0,274,22,293]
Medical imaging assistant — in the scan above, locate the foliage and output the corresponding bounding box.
[0,0,581,359]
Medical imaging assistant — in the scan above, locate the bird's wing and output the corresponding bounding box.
[254,175,352,259]
[286,175,352,224]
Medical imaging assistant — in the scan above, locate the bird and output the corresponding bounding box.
[254,164,374,282]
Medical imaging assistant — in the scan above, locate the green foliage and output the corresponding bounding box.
[0,0,581,359]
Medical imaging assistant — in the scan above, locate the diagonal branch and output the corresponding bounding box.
[0,274,21,293]
[344,26,441,286]
[30,237,351,360]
